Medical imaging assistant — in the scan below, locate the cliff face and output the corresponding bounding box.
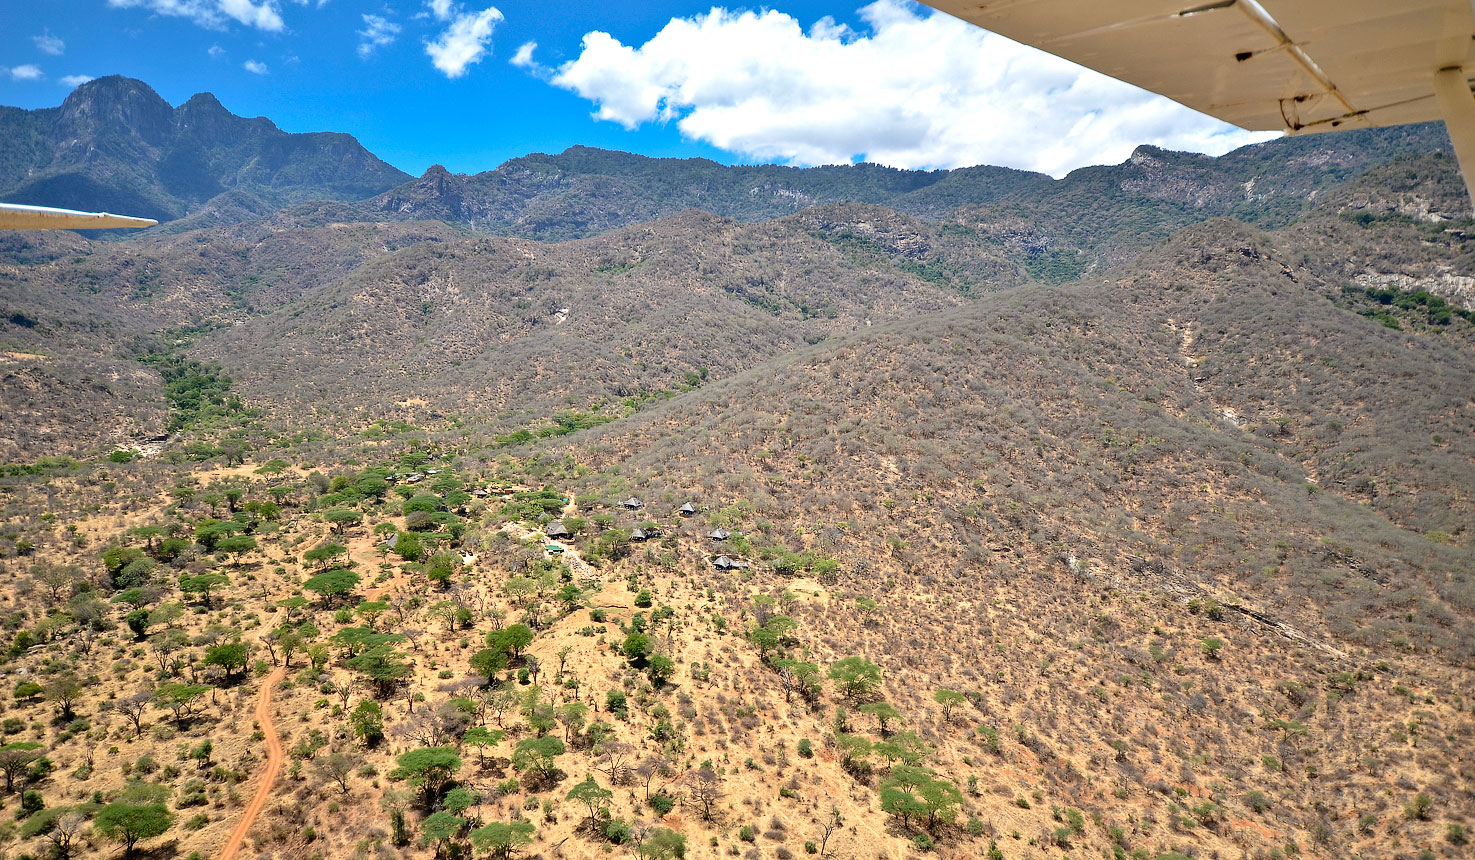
[0,76,410,222]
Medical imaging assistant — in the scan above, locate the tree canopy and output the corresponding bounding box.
[391,746,462,808]
[93,802,174,856]
[303,569,361,604]
[470,820,535,859]
[829,656,883,702]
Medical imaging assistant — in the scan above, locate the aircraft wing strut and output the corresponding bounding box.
[0,203,158,231]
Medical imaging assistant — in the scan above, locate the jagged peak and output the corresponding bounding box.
[1128,143,1214,168]
[179,92,228,113]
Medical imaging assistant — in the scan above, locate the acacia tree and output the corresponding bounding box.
[0,742,43,792]
[179,573,229,607]
[314,752,362,794]
[356,601,390,631]
[420,810,465,860]
[637,827,686,860]
[31,564,78,605]
[390,746,462,809]
[116,691,151,738]
[933,689,967,723]
[426,552,461,589]
[470,820,534,859]
[469,647,508,681]
[818,807,843,857]
[152,684,211,724]
[147,629,189,674]
[276,628,306,668]
[463,726,505,765]
[323,508,363,534]
[484,687,520,728]
[858,702,903,737]
[774,659,822,704]
[565,774,613,834]
[347,645,410,696]
[503,576,536,606]
[92,802,174,857]
[829,656,882,703]
[746,615,796,660]
[487,624,533,660]
[686,767,724,821]
[635,754,671,801]
[203,642,250,680]
[48,672,83,721]
[512,735,564,786]
[593,740,632,785]
[557,702,589,745]
[302,543,348,570]
[303,569,361,607]
[215,534,257,567]
[21,807,88,860]
[351,700,385,747]
[879,766,962,832]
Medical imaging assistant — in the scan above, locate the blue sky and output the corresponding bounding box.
[1,1,1273,178]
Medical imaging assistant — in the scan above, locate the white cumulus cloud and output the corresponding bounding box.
[547,0,1277,177]
[424,3,502,79]
[358,13,401,58]
[8,65,44,81]
[59,74,95,87]
[243,59,269,74]
[107,0,285,33]
[33,32,65,56]
[509,40,537,69]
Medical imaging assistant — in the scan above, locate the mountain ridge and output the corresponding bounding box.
[0,76,410,222]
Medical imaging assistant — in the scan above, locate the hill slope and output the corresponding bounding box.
[194,205,1024,424]
[553,218,1475,650]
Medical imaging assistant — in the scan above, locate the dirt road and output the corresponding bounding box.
[215,665,286,860]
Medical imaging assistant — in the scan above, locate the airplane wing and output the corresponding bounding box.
[0,203,158,231]
[920,0,1475,201]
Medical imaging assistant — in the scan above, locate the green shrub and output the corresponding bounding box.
[19,791,43,817]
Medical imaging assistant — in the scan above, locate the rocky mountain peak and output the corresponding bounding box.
[54,74,173,147]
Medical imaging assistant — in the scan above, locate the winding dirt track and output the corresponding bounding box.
[215,665,286,860]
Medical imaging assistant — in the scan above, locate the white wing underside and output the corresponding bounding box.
[923,0,1475,135]
[0,203,158,231]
